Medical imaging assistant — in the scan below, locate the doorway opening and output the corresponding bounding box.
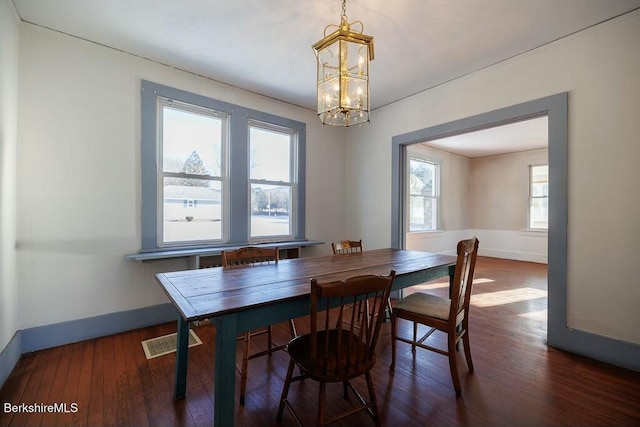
[390,93,568,348]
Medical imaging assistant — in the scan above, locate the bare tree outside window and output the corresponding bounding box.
[180,151,210,186]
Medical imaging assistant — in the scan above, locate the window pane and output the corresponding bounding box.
[531,165,548,197]
[530,197,548,229]
[251,184,291,237]
[163,178,222,243]
[409,159,435,197]
[250,126,291,182]
[162,106,222,176]
[409,195,435,231]
[531,182,548,197]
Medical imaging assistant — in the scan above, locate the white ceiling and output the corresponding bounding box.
[422,116,548,158]
[12,0,640,112]
[11,0,639,157]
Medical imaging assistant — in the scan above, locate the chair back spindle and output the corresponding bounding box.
[221,246,279,268]
[331,239,363,254]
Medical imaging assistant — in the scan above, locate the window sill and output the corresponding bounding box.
[407,230,443,236]
[124,239,324,262]
[520,229,548,236]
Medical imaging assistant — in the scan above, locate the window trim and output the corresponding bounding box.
[141,80,306,251]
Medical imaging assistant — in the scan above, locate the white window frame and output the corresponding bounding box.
[157,98,229,247]
[528,163,549,230]
[248,120,298,242]
[407,155,440,232]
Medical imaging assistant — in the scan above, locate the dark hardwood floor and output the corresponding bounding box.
[1,257,639,426]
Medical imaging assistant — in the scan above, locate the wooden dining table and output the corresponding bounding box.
[155,248,457,427]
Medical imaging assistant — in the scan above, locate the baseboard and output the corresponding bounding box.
[548,327,640,372]
[0,303,180,390]
[0,331,22,389]
[406,229,548,265]
[479,248,547,264]
[20,303,179,353]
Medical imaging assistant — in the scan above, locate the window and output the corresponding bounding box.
[408,157,439,231]
[159,100,228,245]
[141,80,306,250]
[529,164,548,229]
[249,123,296,240]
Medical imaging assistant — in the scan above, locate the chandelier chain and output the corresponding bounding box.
[341,0,348,22]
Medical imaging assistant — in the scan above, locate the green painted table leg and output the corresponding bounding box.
[448,264,456,298]
[174,317,189,399]
[213,315,239,427]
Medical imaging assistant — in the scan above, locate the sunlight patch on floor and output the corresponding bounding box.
[470,278,495,285]
[409,277,495,291]
[471,287,547,307]
[518,309,547,320]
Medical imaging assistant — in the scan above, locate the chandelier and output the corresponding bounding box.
[312,0,374,127]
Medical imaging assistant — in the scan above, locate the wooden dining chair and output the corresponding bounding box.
[390,237,479,396]
[277,270,395,427]
[332,239,392,322]
[331,239,363,254]
[220,246,297,405]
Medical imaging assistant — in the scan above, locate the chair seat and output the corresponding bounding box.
[395,292,450,321]
[288,329,376,382]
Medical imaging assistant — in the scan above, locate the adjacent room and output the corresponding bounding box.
[1,1,639,426]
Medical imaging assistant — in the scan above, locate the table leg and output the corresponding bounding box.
[448,264,455,298]
[213,315,239,427]
[174,317,189,399]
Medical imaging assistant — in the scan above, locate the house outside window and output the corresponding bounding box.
[408,157,439,231]
[529,164,548,229]
[140,80,306,250]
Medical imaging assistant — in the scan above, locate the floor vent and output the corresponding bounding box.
[141,330,202,360]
